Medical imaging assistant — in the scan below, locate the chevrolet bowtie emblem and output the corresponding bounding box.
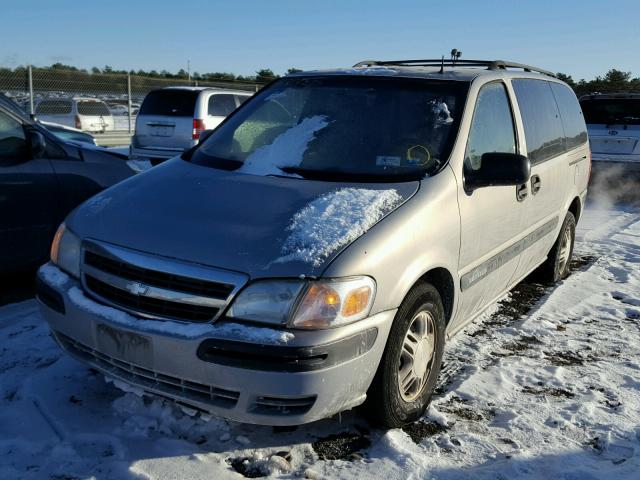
[126,282,149,296]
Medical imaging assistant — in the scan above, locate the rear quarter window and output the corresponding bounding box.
[36,100,72,115]
[77,101,111,116]
[139,90,199,117]
[511,79,565,164]
[208,94,237,116]
[550,83,588,151]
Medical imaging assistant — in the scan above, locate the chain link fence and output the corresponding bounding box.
[0,66,261,135]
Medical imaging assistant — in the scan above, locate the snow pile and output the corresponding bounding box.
[237,115,329,177]
[278,188,403,266]
[38,263,70,288]
[67,286,294,344]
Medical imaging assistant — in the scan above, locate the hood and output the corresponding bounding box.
[67,159,418,278]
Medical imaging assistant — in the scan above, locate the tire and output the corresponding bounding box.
[535,211,576,283]
[365,282,446,428]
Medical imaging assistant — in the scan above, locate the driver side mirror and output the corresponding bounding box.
[464,152,531,191]
[28,130,47,158]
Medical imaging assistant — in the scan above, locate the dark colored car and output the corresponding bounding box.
[0,95,134,272]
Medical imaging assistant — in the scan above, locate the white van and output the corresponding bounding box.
[130,87,252,163]
[35,97,114,133]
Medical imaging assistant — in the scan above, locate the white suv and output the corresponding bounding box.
[35,97,114,133]
[130,87,252,164]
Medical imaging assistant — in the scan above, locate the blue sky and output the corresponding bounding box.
[2,0,639,80]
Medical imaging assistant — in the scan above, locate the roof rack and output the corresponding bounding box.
[352,59,556,78]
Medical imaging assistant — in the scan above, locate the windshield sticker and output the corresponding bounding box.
[237,115,329,177]
[430,99,454,127]
[275,188,403,267]
[376,155,401,167]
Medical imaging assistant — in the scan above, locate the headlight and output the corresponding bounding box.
[50,223,81,278]
[227,276,376,329]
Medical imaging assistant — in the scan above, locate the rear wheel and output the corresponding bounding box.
[366,282,445,428]
[535,211,576,283]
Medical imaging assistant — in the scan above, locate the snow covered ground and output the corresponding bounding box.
[1,205,639,479]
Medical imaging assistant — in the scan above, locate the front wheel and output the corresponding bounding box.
[366,282,446,428]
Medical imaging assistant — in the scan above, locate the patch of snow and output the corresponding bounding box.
[430,99,454,127]
[237,115,329,177]
[210,322,294,344]
[38,263,70,288]
[278,188,403,266]
[66,286,294,344]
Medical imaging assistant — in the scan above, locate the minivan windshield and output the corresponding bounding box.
[580,98,640,126]
[189,76,468,181]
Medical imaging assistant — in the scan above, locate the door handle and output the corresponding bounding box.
[516,183,528,202]
[531,175,541,195]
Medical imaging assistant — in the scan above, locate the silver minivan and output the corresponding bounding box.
[35,97,115,133]
[130,87,252,163]
[38,59,590,428]
[580,92,640,178]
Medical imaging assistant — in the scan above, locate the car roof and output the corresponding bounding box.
[288,59,558,83]
[37,97,109,103]
[160,86,253,95]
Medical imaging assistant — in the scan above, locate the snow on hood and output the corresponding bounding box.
[237,115,329,177]
[277,188,403,266]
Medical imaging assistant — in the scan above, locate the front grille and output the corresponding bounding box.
[253,395,316,416]
[85,250,234,299]
[81,243,246,323]
[55,331,239,409]
[86,276,219,322]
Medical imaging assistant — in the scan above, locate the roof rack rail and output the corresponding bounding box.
[352,59,556,78]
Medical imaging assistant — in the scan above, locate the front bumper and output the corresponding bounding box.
[36,265,394,425]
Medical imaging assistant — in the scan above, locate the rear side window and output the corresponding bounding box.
[77,101,110,116]
[512,79,565,164]
[36,100,72,115]
[465,82,516,171]
[139,90,199,117]
[208,94,237,116]
[550,83,588,150]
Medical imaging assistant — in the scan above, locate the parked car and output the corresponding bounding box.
[38,59,589,428]
[108,104,129,116]
[130,87,251,164]
[1,93,97,145]
[35,97,115,133]
[580,92,640,182]
[0,95,134,273]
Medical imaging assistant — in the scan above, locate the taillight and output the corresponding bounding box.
[74,115,81,129]
[192,119,205,140]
